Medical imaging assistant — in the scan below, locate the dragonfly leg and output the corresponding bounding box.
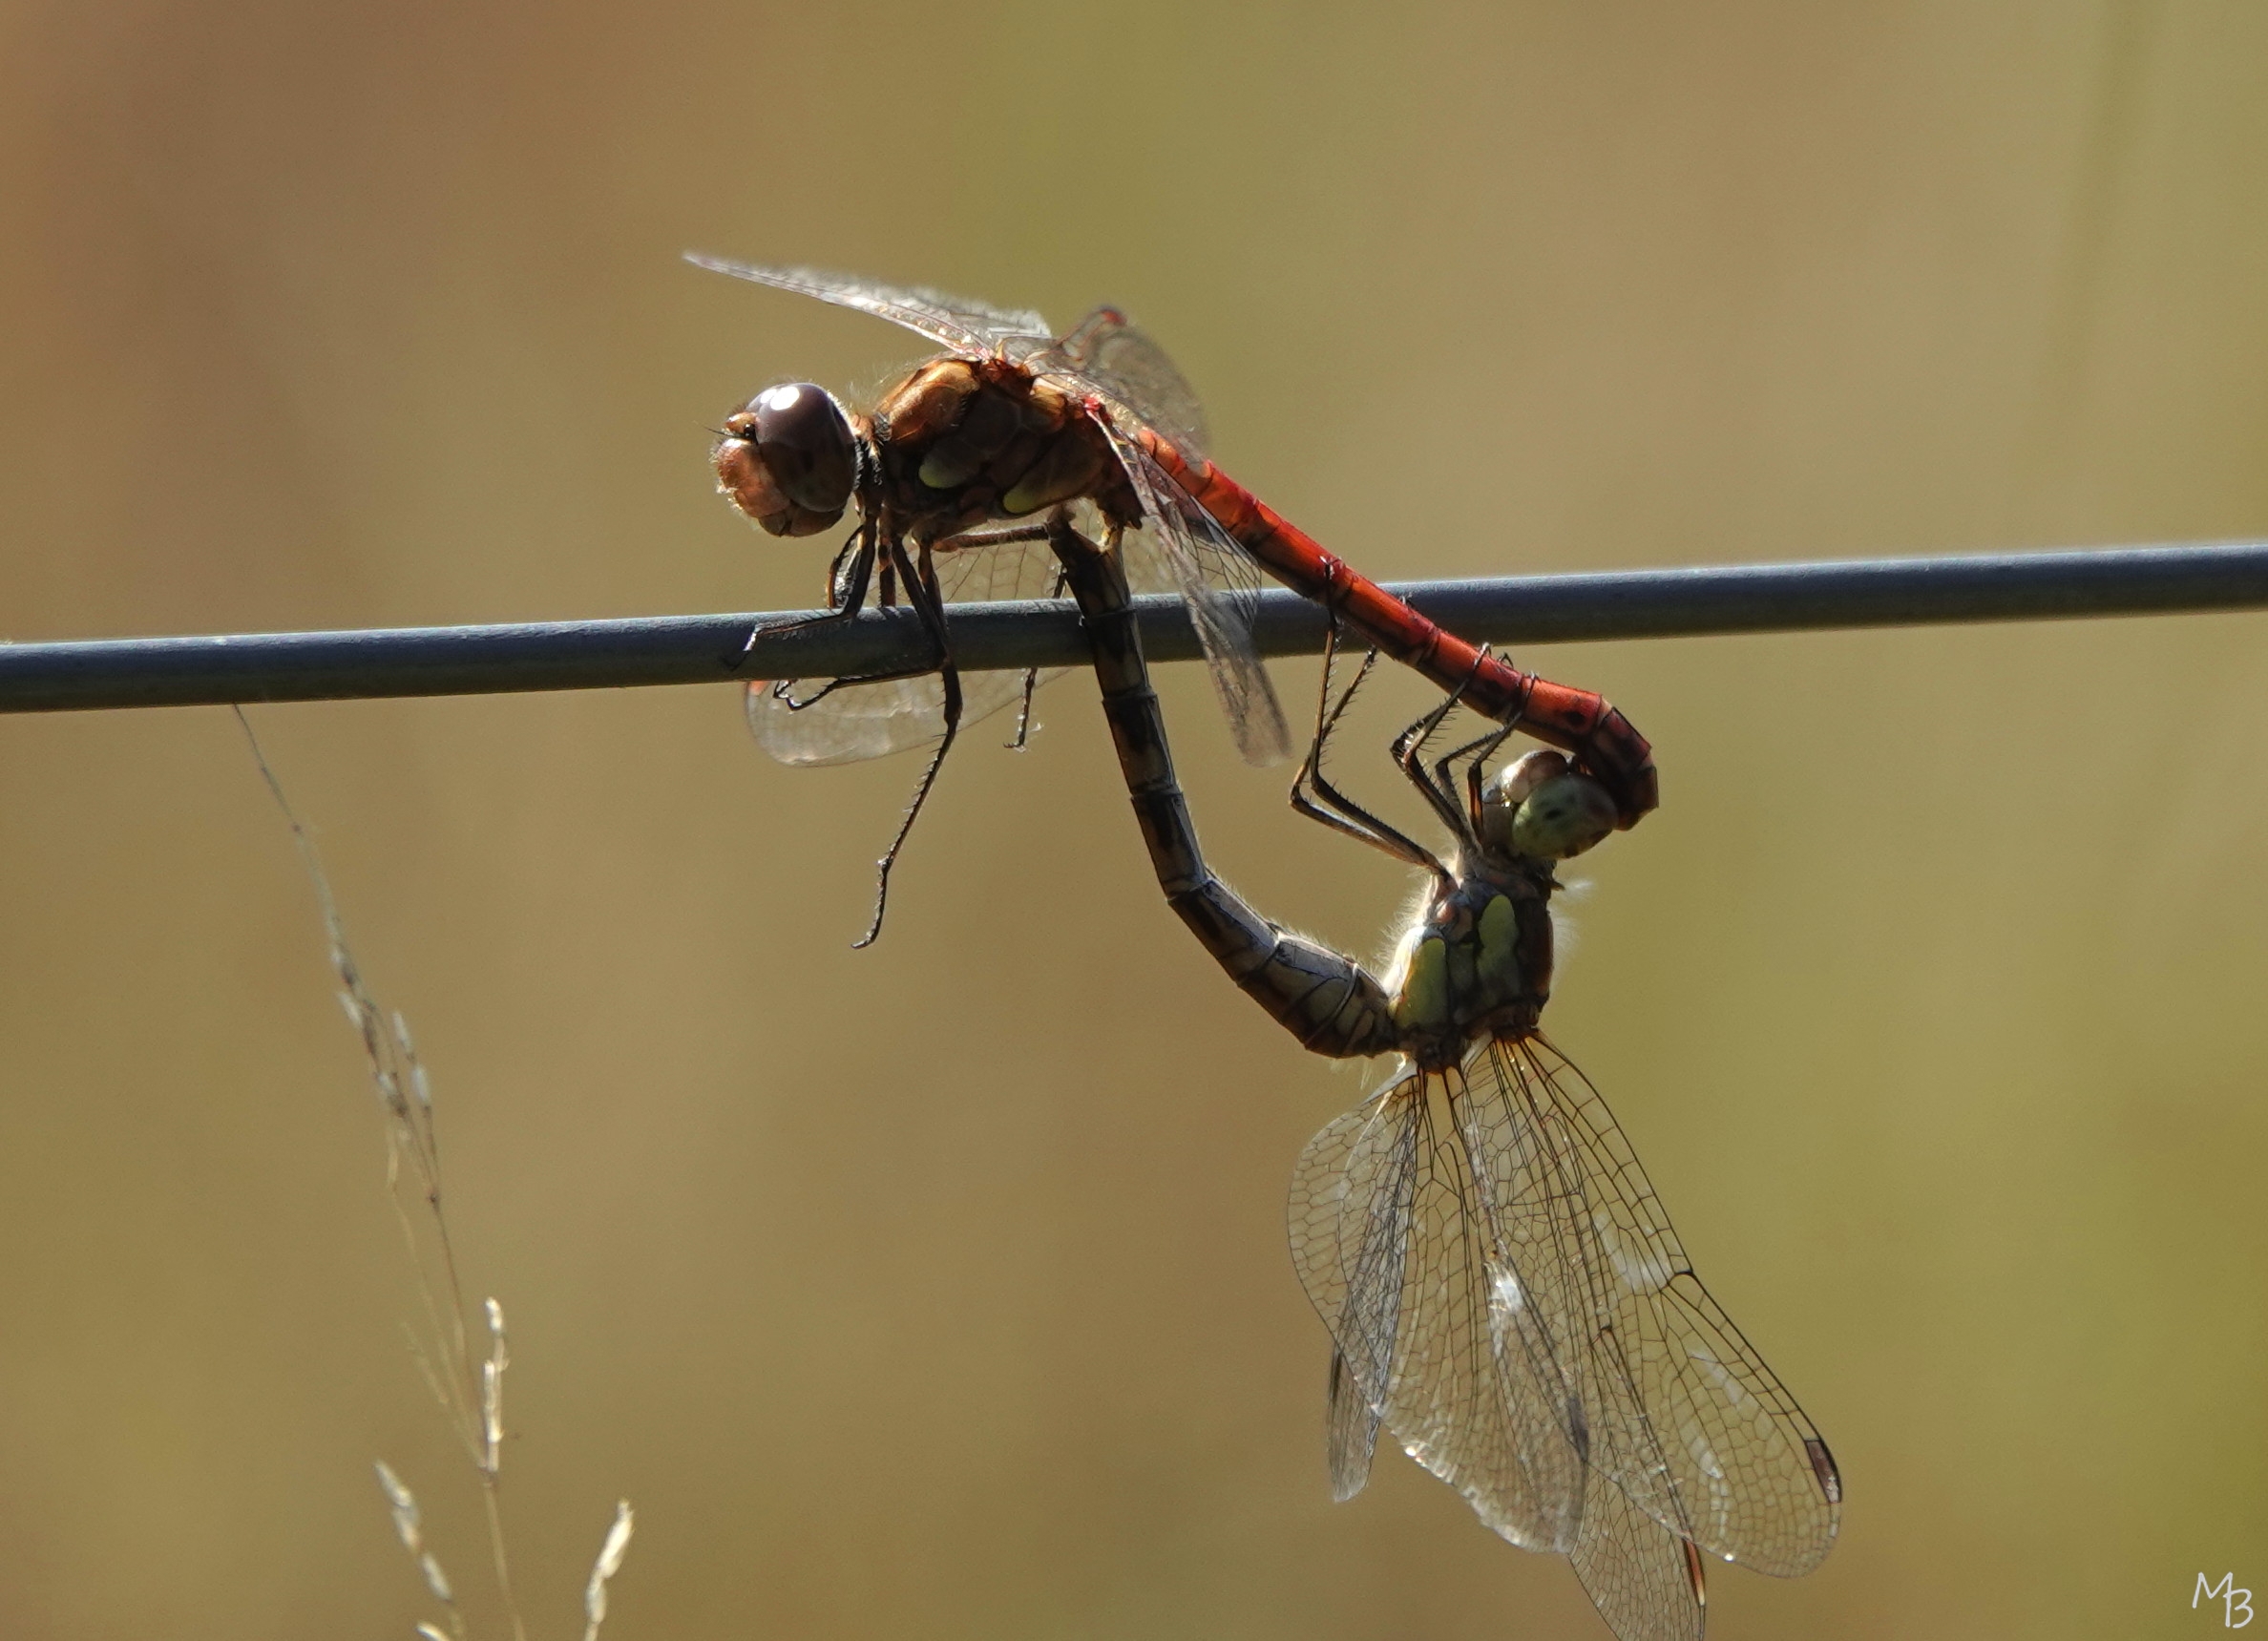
[1006,558,1067,750]
[1287,626,1447,882]
[1007,661,1042,750]
[1385,660,1526,852]
[927,521,1056,553]
[1049,515,1397,1060]
[850,538,963,949]
[769,526,957,705]
[1391,678,1482,841]
[1420,719,1516,848]
[918,520,1061,749]
[770,650,944,709]
[1460,723,1520,840]
[734,518,879,668]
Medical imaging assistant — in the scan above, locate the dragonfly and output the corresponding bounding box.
[689,257,1658,942]
[1046,513,1838,1641]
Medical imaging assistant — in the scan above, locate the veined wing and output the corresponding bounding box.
[745,670,1048,767]
[1103,422,1290,767]
[1025,305,1210,463]
[1569,1469,1709,1641]
[1015,305,1288,763]
[1459,1036,1843,1578]
[746,535,1068,766]
[685,255,1055,359]
[1324,1346,1385,1504]
[1291,1059,1723,1641]
[1289,1067,1588,1550]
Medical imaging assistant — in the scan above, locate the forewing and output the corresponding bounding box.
[746,537,1068,765]
[1289,1070,1586,1551]
[1105,426,1290,766]
[1025,305,1209,459]
[1464,1037,1842,1578]
[1569,1473,1709,1641]
[685,255,1054,358]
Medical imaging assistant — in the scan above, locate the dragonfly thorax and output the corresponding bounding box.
[1387,865,1557,1071]
[1382,750,1618,1069]
[867,356,1133,541]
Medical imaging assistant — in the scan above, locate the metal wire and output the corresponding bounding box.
[3,540,2264,714]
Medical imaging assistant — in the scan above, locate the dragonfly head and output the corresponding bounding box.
[1480,750,1617,864]
[713,382,859,536]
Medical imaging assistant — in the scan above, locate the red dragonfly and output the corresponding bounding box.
[1046,515,1838,1641]
[690,259,1658,940]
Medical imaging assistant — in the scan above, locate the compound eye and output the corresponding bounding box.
[1507,771,1617,861]
[1479,749,1566,856]
[1477,751,1614,860]
[749,383,856,515]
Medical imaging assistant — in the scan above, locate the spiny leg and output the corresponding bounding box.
[828,526,868,605]
[1389,675,1463,772]
[1418,723,1515,852]
[852,537,963,949]
[930,521,1056,552]
[1412,654,1522,842]
[1393,676,1481,839]
[1006,558,1066,750]
[1460,722,1522,840]
[736,517,879,668]
[782,522,1060,709]
[753,525,927,708]
[759,520,951,710]
[921,520,1061,751]
[1289,629,1384,837]
[773,630,959,710]
[1290,625,1444,878]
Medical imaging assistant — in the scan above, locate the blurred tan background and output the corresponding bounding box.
[2,3,2264,1637]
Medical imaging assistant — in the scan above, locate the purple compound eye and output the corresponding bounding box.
[713,382,857,537]
[747,384,856,512]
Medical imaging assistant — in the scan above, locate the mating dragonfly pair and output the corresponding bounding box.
[693,259,1839,1641]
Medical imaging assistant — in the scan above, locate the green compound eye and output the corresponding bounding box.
[1480,749,1566,857]
[1509,772,1618,861]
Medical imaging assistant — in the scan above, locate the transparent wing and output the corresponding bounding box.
[1104,424,1291,767]
[1324,1347,1384,1503]
[746,536,1068,765]
[1025,305,1209,460]
[1570,1473,1709,1641]
[1289,1069,1588,1551]
[1290,1041,1840,1592]
[1460,1037,1843,1578]
[685,255,1054,358]
[746,670,1045,766]
[691,258,1283,758]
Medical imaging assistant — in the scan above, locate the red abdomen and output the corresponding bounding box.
[1136,429,1659,826]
